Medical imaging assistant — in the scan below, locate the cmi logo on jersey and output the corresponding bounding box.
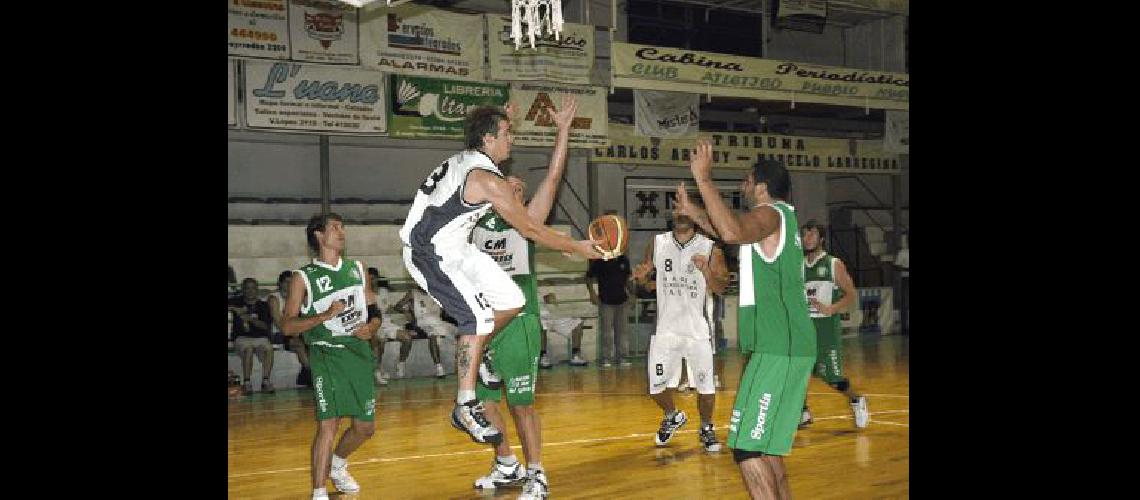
[365,398,376,416]
[750,393,772,440]
[817,268,826,277]
[729,409,741,433]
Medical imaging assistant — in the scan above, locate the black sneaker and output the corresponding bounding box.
[653,410,688,446]
[699,423,722,452]
[479,350,502,390]
[451,400,503,445]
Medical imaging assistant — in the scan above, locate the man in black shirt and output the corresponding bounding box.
[586,243,633,367]
[229,277,275,394]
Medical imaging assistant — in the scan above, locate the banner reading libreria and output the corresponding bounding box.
[289,0,360,64]
[244,61,387,134]
[612,42,909,111]
[510,83,608,148]
[228,0,290,59]
[388,75,508,139]
[593,124,902,175]
[360,4,485,81]
[487,16,595,84]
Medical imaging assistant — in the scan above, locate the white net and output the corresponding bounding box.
[510,0,564,49]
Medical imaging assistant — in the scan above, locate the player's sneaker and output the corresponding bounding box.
[395,363,406,379]
[473,458,525,489]
[329,463,360,494]
[799,407,813,429]
[851,396,869,428]
[602,361,613,368]
[374,369,388,386]
[699,423,722,452]
[261,379,275,394]
[451,400,503,444]
[569,354,588,366]
[517,469,549,499]
[435,364,447,378]
[714,375,723,389]
[654,410,688,446]
[242,382,253,395]
[539,354,553,369]
[479,350,502,390]
[312,488,329,500]
[619,359,632,367]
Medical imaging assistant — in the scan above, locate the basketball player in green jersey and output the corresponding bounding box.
[799,220,869,429]
[282,213,383,500]
[469,95,579,500]
[675,141,815,499]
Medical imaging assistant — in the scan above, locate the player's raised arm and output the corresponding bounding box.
[466,168,603,260]
[526,94,578,224]
[679,141,781,244]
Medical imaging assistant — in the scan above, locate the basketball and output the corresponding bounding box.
[588,214,629,259]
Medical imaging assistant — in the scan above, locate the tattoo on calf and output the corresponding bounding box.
[457,347,472,375]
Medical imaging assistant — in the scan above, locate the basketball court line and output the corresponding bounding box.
[228,391,909,417]
[228,409,909,479]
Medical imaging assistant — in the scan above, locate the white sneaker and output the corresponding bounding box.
[375,369,388,386]
[395,363,406,379]
[517,469,549,499]
[619,359,632,367]
[329,463,360,493]
[435,364,447,378]
[799,408,813,429]
[851,396,869,428]
[312,488,329,500]
[473,458,525,489]
[602,361,613,368]
[539,354,553,369]
[569,354,588,366]
[715,375,723,389]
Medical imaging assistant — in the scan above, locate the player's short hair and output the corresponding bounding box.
[367,266,380,278]
[801,219,825,239]
[750,159,791,199]
[305,212,343,252]
[241,277,258,288]
[464,106,509,150]
[277,271,292,284]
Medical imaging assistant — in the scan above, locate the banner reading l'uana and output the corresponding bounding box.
[592,124,902,175]
[612,42,908,111]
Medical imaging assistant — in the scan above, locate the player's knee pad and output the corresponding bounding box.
[733,448,767,463]
[831,378,850,392]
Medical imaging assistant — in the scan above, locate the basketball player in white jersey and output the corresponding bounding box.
[632,203,729,452]
[400,103,603,444]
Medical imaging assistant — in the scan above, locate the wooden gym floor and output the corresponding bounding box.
[228,334,909,499]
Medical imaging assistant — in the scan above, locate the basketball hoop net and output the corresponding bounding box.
[510,0,564,50]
